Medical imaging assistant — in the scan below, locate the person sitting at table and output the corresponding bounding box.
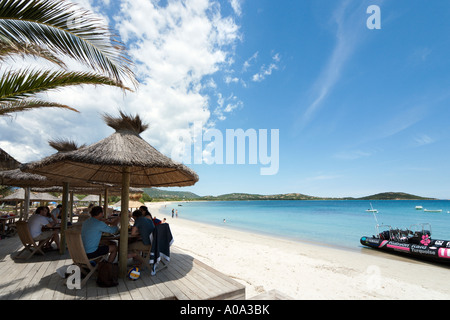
[139,205,162,225]
[82,203,94,215]
[28,206,60,250]
[50,204,62,221]
[81,206,120,263]
[46,205,57,224]
[129,209,155,256]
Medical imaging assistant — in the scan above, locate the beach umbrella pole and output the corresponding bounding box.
[69,191,74,223]
[119,167,130,277]
[103,188,109,218]
[59,182,69,255]
[24,187,30,220]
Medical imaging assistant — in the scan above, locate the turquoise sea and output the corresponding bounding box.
[158,200,450,251]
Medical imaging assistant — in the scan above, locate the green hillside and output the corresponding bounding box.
[357,192,435,200]
[143,188,201,200]
[142,189,436,201]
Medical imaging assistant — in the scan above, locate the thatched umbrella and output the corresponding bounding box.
[32,187,80,202]
[32,186,142,221]
[22,111,198,277]
[0,153,35,218]
[2,188,61,217]
[0,168,58,187]
[2,188,60,202]
[78,194,101,203]
[0,169,63,219]
[20,113,199,187]
[0,148,20,170]
[113,200,143,211]
[19,139,102,254]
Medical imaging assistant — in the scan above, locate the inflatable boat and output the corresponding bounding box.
[360,223,450,263]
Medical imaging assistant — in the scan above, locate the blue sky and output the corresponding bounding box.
[2,0,450,198]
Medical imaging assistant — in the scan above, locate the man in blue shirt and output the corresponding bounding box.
[81,206,120,262]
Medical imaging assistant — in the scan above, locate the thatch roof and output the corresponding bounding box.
[18,139,104,188]
[0,148,20,170]
[2,188,60,202]
[112,200,143,209]
[30,187,80,201]
[0,168,62,187]
[78,194,101,202]
[20,112,198,277]
[21,112,199,188]
[30,185,143,196]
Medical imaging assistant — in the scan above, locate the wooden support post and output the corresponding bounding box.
[119,167,130,278]
[59,182,69,255]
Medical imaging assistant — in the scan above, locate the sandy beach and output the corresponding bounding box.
[147,201,450,300]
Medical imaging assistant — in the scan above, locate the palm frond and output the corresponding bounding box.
[0,0,137,88]
[0,38,66,68]
[0,98,78,115]
[0,68,131,103]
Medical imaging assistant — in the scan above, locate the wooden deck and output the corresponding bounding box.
[0,235,245,300]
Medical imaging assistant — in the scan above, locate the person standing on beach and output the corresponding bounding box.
[175,209,178,218]
[172,209,174,218]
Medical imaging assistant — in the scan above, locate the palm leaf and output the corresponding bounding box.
[0,38,66,68]
[0,98,78,115]
[0,68,130,103]
[0,0,137,88]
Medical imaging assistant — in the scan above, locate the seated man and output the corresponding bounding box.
[81,206,120,262]
[129,209,155,255]
[50,204,62,221]
[28,206,60,250]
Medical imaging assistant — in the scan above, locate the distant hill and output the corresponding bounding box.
[201,192,322,201]
[357,192,435,200]
[143,188,201,200]
[142,189,435,201]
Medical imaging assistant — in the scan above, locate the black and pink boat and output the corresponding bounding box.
[360,223,450,263]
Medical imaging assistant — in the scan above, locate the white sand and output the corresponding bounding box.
[147,202,450,300]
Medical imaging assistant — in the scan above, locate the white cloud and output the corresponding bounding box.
[298,1,369,129]
[229,0,242,16]
[414,134,434,146]
[251,52,280,82]
[0,0,242,163]
[224,75,239,84]
[252,63,277,82]
[333,150,373,160]
[409,47,432,64]
[242,51,258,72]
[213,92,242,121]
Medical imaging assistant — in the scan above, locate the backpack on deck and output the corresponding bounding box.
[96,261,119,287]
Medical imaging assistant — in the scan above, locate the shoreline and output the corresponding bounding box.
[146,201,450,299]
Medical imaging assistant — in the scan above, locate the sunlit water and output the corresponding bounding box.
[158,200,450,250]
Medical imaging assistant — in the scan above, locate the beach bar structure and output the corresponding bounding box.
[22,112,199,277]
[0,148,20,170]
[0,235,245,300]
[0,168,63,219]
[1,187,60,218]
